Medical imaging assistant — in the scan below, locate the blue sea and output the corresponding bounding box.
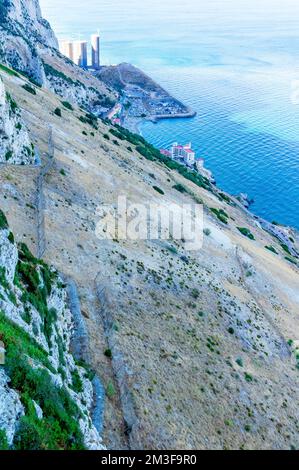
[40,0,299,228]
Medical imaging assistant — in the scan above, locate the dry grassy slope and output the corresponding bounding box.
[41,50,117,101]
[1,70,299,450]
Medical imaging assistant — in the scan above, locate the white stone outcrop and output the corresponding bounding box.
[0,370,24,446]
[0,0,58,84]
[0,225,105,449]
[0,78,35,164]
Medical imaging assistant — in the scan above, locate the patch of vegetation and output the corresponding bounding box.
[173,183,188,194]
[210,208,229,224]
[280,243,291,255]
[285,256,297,265]
[8,232,14,244]
[43,62,85,89]
[153,186,164,195]
[191,288,200,299]
[244,372,253,383]
[0,429,9,450]
[0,294,84,450]
[79,113,98,129]
[106,381,116,399]
[265,245,278,254]
[5,150,13,161]
[109,128,125,140]
[6,92,18,115]
[54,108,62,117]
[237,227,255,240]
[236,358,243,367]
[0,209,8,229]
[218,192,232,204]
[15,243,57,346]
[75,359,95,382]
[61,101,73,111]
[70,369,84,394]
[0,63,19,77]
[104,348,112,359]
[22,84,36,95]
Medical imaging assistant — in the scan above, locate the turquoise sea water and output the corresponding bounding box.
[40,0,299,228]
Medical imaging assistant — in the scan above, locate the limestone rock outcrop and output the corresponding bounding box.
[0,77,34,164]
[0,216,105,449]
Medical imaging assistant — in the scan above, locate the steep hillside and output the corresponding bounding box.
[0,75,34,164]
[0,210,104,449]
[0,64,299,450]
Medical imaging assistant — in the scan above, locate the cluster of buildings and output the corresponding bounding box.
[161,142,196,167]
[59,34,100,70]
[160,142,214,181]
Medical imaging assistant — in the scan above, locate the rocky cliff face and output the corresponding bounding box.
[0,76,34,164]
[0,0,58,83]
[0,212,104,449]
[0,0,117,111]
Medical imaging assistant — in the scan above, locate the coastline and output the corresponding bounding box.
[121,113,299,257]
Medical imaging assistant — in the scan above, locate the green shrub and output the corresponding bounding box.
[8,232,14,244]
[54,108,62,117]
[106,381,116,399]
[191,288,200,299]
[71,369,84,393]
[218,192,231,203]
[61,101,73,111]
[285,256,297,265]
[0,63,19,77]
[265,245,278,254]
[280,243,291,255]
[5,150,13,161]
[0,312,84,450]
[0,209,8,229]
[0,429,9,450]
[210,208,228,224]
[244,372,253,383]
[104,348,112,359]
[173,183,188,193]
[237,227,255,240]
[22,84,36,95]
[153,186,164,195]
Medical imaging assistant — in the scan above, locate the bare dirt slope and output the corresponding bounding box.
[1,69,299,450]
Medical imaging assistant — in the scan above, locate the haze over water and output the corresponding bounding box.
[41,0,299,228]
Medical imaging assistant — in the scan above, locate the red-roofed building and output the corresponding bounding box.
[170,142,195,166]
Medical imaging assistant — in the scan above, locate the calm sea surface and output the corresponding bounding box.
[40,0,299,228]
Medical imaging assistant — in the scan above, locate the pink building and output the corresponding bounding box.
[170,142,195,166]
[160,149,172,157]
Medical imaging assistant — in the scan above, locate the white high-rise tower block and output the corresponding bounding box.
[73,41,88,68]
[59,41,74,61]
[91,34,100,70]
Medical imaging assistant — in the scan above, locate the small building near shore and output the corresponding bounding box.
[170,142,195,166]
